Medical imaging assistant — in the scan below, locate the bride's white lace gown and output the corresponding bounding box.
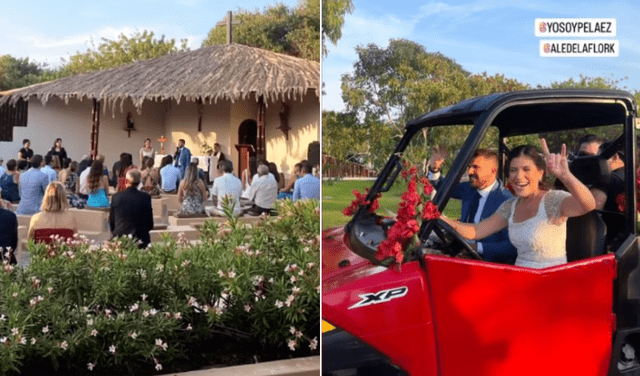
[497,190,572,269]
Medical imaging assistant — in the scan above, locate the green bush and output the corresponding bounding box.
[0,199,319,375]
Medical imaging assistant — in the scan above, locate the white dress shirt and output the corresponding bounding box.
[248,174,278,209]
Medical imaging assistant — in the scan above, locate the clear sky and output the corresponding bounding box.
[323,0,640,112]
[0,0,300,68]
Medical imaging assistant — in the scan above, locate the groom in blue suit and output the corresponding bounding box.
[174,139,192,179]
[429,147,517,264]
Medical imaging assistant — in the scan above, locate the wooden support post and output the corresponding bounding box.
[257,96,266,159]
[90,99,101,159]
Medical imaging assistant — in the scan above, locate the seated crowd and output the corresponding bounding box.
[0,142,320,263]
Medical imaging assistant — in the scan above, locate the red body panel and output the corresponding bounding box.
[424,254,617,376]
[323,227,618,376]
[322,227,439,376]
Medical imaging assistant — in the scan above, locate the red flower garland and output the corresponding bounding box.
[342,164,441,266]
[342,188,380,216]
[375,165,440,265]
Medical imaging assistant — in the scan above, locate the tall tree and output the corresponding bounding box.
[59,30,188,76]
[202,1,323,62]
[320,0,354,55]
[0,55,49,91]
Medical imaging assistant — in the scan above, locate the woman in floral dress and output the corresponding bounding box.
[177,163,207,215]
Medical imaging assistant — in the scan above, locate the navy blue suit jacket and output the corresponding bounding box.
[433,176,517,264]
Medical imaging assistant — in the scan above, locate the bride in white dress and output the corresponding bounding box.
[442,139,596,268]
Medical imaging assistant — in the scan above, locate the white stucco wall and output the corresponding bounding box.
[1,97,168,168]
[265,91,320,176]
[0,92,319,180]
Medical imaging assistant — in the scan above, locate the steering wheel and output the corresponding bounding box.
[432,218,483,260]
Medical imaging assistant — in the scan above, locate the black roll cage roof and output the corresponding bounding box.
[353,89,638,247]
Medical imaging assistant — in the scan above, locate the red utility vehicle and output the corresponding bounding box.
[323,90,640,376]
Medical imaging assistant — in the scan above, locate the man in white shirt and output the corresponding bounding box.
[247,165,278,216]
[78,162,91,199]
[210,159,242,216]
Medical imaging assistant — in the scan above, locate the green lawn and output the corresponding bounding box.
[322,179,462,230]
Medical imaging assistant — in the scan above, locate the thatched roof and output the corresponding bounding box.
[0,43,319,111]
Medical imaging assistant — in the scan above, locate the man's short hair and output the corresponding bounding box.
[31,154,43,168]
[44,154,53,165]
[578,134,604,148]
[96,154,105,163]
[179,139,186,144]
[473,149,498,164]
[6,159,17,171]
[164,155,173,164]
[257,164,269,176]
[126,169,142,186]
[23,139,30,145]
[301,161,313,174]
[220,159,233,173]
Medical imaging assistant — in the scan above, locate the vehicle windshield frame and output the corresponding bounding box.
[347,89,637,260]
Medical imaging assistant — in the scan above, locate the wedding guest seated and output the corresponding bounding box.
[247,165,278,216]
[160,155,181,193]
[211,160,242,216]
[16,155,49,215]
[268,162,285,191]
[191,157,206,183]
[109,169,154,248]
[0,159,20,203]
[41,155,58,183]
[278,162,302,200]
[86,161,110,208]
[116,153,136,192]
[140,157,161,196]
[110,153,126,188]
[17,159,29,172]
[177,164,207,215]
[28,181,78,240]
[0,206,18,264]
[77,154,92,176]
[241,156,257,199]
[60,160,85,208]
[292,161,320,201]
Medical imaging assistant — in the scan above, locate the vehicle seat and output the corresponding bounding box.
[565,211,607,262]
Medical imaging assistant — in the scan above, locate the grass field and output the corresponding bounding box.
[322,179,462,230]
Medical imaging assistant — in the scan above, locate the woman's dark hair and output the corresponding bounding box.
[52,138,62,148]
[87,160,105,192]
[159,155,172,170]
[507,145,547,187]
[70,161,78,173]
[145,157,155,169]
[17,159,28,171]
[118,153,133,177]
[141,156,150,171]
[248,156,257,177]
[268,162,280,184]
[6,159,17,171]
[62,158,71,169]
